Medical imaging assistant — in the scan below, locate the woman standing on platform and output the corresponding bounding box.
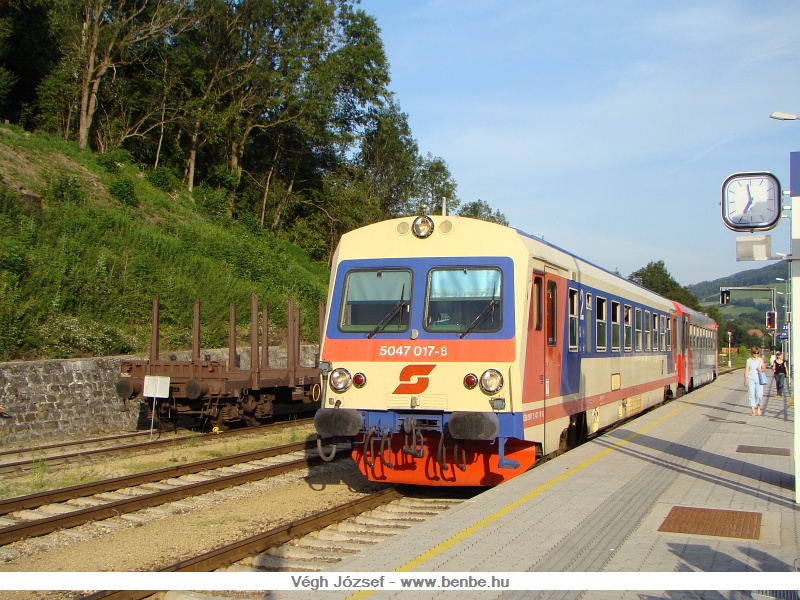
[773,351,788,397]
[745,346,766,417]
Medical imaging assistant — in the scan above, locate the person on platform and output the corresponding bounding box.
[772,351,788,397]
[745,346,766,417]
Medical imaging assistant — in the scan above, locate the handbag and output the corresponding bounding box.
[758,370,768,385]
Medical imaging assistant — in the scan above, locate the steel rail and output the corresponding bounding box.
[81,488,403,600]
[0,418,313,474]
[0,444,343,546]
[0,439,320,516]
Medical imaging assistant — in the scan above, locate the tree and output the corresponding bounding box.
[46,0,189,149]
[411,153,458,216]
[358,100,419,218]
[458,199,509,225]
[628,260,700,310]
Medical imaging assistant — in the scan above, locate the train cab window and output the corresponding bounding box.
[644,310,651,351]
[596,297,607,352]
[425,267,502,335]
[568,288,579,352]
[652,313,660,351]
[339,269,412,334]
[623,305,632,351]
[611,300,621,351]
[546,280,557,346]
[635,308,642,352]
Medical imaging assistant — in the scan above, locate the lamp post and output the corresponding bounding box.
[777,277,791,369]
[768,110,799,504]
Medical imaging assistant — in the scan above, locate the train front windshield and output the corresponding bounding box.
[425,267,502,334]
[337,265,503,337]
[339,269,412,333]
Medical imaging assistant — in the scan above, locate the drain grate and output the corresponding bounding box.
[736,445,791,456]
[658,506,761,539]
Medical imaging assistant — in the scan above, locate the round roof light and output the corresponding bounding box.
[412,216,434,239]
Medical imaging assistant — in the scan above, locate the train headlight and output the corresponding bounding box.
[329,368,352,392]
[411,215,434,239]
[479,369,504,394]
[463,373,478,389]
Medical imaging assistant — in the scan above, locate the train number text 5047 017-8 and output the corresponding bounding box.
[379,344,448,357]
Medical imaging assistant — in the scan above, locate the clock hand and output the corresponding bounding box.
[743,183,754,214]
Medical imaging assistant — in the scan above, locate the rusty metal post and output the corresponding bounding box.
[261,305,270,370]
[250,294,259,376]
[192,299,201,362]
[150,296,160,361]
[229,302,237,370]
[287,299,297,383]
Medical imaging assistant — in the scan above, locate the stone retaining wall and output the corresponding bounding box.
[0,346,319,446]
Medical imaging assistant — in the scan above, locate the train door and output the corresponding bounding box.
[523,272,546,406]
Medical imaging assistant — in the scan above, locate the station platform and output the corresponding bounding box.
[271,371,799,599]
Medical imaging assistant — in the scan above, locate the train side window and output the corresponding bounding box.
[568,288,579,352]
[585,293,593,352]
[530,276,543,331]
[635,307,642,352]
[596,297,607,352]
[611,300,620,351]
[652,313,659,351]
[546,280,557,346]
[666,316,672,350]
[660,315,667,350]
[644,310,651,351]
[623,305,632,351]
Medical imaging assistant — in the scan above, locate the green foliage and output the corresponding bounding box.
[0,127,330,361]
[147,167,179,192]
[194,184,230,220]
[458,199,509,226]
[47,175,85,205]
[96,149,133,174]
[108,177,138,207]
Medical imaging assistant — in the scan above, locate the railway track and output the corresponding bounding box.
[0,438,347,546]
[0,418,314,474]
[81,488,469,600]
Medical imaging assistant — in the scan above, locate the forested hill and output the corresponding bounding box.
[688,261,790,303]
[0,1,510,362]
[0,125,331,362]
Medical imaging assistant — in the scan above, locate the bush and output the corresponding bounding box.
[47,175,85,205]
[194,184,229,219]
[109,177,138,207]
[147,166,179,192]
[96,149,133,173]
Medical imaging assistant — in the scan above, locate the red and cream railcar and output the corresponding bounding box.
[314,215,717,486]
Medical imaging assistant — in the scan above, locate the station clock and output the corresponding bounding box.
[721,172,782,231]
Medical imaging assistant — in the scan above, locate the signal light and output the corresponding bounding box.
[766,311,777,330]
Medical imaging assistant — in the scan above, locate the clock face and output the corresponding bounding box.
[721,172,782,231]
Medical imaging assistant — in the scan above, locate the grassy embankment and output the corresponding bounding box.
[0,125,330,362]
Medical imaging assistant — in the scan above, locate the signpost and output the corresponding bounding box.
[143,375,171,441]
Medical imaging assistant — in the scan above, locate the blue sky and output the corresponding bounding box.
[358,0,800,286]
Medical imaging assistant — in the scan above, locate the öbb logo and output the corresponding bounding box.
[393,365,436,394]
